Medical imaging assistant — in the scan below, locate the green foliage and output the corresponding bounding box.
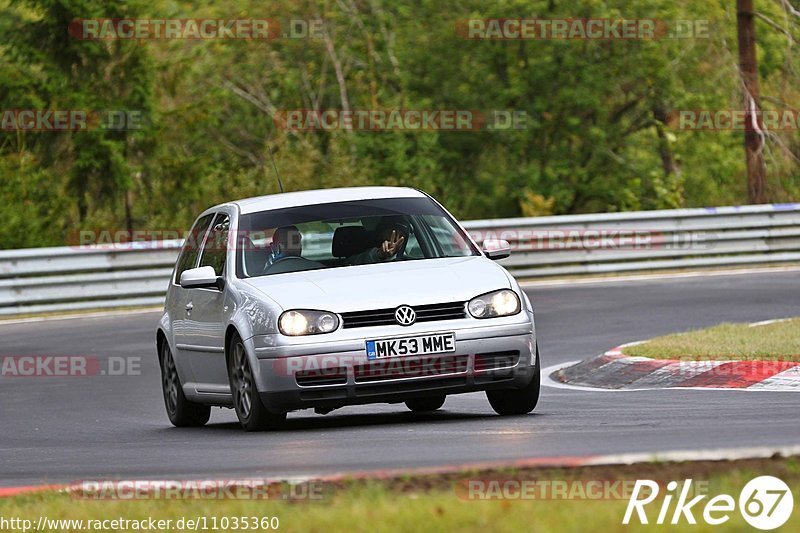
[1,0,798,248]
[0,152,69,247]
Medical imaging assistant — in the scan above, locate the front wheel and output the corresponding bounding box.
[228,334,286,432]
[486,345,541,416]
[160,341,211,427]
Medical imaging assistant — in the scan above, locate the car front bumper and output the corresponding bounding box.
[247,315,537,413]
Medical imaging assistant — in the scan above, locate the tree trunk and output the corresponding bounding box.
[653,105,681,178]
[736,0,767,203]
[124,189,133,234]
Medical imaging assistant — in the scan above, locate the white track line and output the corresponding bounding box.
[582,444,800,466]
[749,318,792,327]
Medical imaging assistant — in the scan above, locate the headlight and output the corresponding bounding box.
[468,289,521,319]
[278,310,339,336]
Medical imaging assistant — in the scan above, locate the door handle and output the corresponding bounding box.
[185,302,194,312]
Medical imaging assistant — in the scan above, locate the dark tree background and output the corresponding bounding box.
[1,0,799,248]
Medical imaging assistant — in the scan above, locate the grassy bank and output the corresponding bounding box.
[1,458,799,532]
[622,318,800,361]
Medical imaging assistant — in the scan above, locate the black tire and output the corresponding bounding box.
[405,395,446,412]
[160,340,211,427]
[486,345,541,416]
[228,333,286,432]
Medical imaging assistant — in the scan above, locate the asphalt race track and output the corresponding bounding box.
[2,270,799,487]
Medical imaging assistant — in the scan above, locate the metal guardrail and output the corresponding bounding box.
[1,203,799,317]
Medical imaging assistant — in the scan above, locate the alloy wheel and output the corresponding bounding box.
[231,342,253,419]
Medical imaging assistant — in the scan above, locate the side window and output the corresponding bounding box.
[199,213,230,276]
[174,214,214,284]
[422,214,472,257]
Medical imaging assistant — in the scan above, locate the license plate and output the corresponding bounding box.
[366,333,456,360]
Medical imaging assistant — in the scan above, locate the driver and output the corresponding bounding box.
[348,221,407,265]
[266,225,303,267]
[263,224,326,274]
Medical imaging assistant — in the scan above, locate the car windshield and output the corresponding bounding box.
[236,197,478,278]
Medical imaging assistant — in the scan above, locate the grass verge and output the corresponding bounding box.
[622,318,800,361]
[1,457,798,532]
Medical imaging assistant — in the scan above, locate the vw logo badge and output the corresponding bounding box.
[395,305,416,326]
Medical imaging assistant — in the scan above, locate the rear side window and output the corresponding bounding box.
[174,213,214,284]
[199,213,230,276]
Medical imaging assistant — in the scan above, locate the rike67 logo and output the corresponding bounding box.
[624,476,794,530]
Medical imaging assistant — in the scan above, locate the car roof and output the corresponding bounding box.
[227,186,427,214]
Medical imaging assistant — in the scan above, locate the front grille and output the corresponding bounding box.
[295,367,348,387]
[341,302,467,329]
[354,354,469,383]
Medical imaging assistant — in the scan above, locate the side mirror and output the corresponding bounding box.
[180,266,224,290]
[482,239,511,260]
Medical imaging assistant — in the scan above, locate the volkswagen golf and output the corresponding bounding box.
[156,186,539,431]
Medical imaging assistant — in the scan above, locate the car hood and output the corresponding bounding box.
[241,256,511,313]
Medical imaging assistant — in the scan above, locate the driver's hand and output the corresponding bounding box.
[377,230,405,260]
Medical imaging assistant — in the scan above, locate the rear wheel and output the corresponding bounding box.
[228,334,286,431]
[405,395,446,412]
[160,341,211,427]
[486,345,541,416]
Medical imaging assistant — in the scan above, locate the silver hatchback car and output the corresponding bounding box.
[156,187,539,431]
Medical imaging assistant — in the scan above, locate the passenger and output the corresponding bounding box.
[348,221,407,265]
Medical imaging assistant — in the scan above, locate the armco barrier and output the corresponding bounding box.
[1,204,799,316]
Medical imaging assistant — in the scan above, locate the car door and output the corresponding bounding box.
[171,212,215,380]
[181,212,231,392]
